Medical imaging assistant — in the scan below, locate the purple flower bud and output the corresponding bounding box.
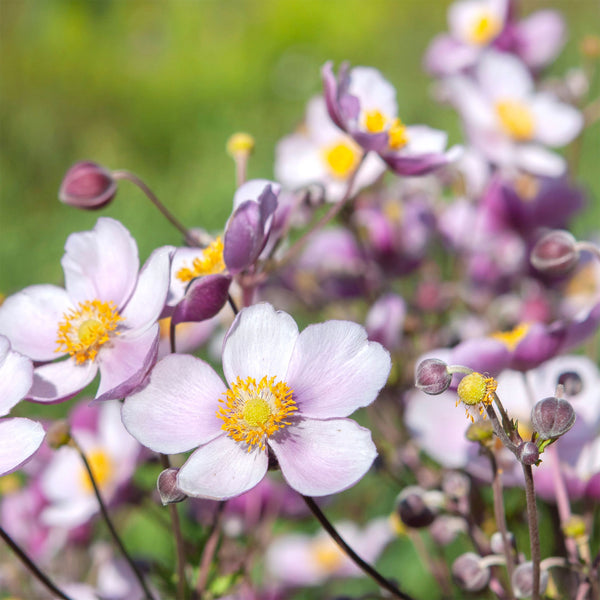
[59,161,117,209]
[415,358,452,395]
[531,396,576,440]
[490,531,515,555]
[517,441,540,465]
[512,562,549,599]
[530,230,578,276]
[171,274,232,326]
[157,468,187,505]
[396,486,437,528]
[452,553,490,592]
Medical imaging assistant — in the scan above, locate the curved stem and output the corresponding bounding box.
[522,463,541,600]
[227,293,239,316]
[302,495,416,600]
[74,441,157,600]
[0,525,74,600]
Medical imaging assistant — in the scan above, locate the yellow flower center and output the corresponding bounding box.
[490,323,530,351]
[388,118,409,150]
[217,375,297,451]
[468,12,502,45]
[323,139,362,179]
[456,372,497,421]
[176,237,226,283]
[0,473,22,495]
[311,538,345,571]
[226,132,255,157]
[495,99,535,141]
[79,449,114,493]
[364,109,387,133]
[56,299,122,364]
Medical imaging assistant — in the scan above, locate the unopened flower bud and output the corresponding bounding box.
[59,161,117,209]
[517,441,540,465]
[430,515,466,546]
[226,132,255,158]
[581,34,600,59]
[530,230,578,276]
[531,396,576,440]
[415,359,452,395]
[466,419,494,443]
[512,562,548,598]
[396,486,437,529]
[490,531,515,554]
[46,420,72,449]
[157,468,187,506]
[452,553,490,592]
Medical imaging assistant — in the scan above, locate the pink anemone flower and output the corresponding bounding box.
[122,303,390,500]
[0,218,172,402]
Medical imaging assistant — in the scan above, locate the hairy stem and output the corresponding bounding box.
[522,463,541,600]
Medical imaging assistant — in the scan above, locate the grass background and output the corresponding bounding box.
[1,0,599,295]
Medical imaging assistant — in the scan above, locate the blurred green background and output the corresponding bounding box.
[1,0,599,294]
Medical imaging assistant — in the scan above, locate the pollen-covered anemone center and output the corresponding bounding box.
[176,237,226,283]
[323,139,362,178]
[495,99,535,141]
[388,118,409,150]
[56,299,122,364]
[468,12,501,45]
[217,375,297,451]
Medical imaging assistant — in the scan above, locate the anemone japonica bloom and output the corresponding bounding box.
[322,62,461,176]
[122,303,391,500]
[0,335,45,476]
[444,50,583,176]
[275,96,386,202]
[0,218,172,402]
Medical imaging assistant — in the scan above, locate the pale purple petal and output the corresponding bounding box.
[223,201,264,274]
[424,34,480,76]
[171,274,231,326]
[0,418,45,476]
[321,61,347,131]
[121,354,225,453]
[0,338,33,416]
[121,246,174,331]
[222,303,298,385]
[269,417,377,496]
[531,94,583,147]
[177,434,268,500]
[286,320,390,418]
[29,359,98,403]
[516,10,565,69]
[62,217,139,306]
[449,337,510,377]
[232,179,281,211]
[0,285,72,361]
[95,325,159,401]
[478,51,533,100]
[514,144,566,177]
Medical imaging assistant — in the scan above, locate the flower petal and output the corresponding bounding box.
[0,285,72,361]
[531,94,583,147]
[171,274,232,326]
[286,320,390,418]
[222,303,298,385]
[29,359,98,403]
[516,10,565,69]
[0,418,45,476]
[177,434,268,500]
[62,217,139,307]
[0,338,33,416]
[269,417,377,496]
[121,353,225,453]
[478,51,533,100]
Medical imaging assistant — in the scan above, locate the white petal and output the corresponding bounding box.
[0,418,45,476]
[232,179,280,211]
[478,51,533,100]
[0,340,33,416]
[515,144,566,177]
[530,94,583,147]
[29,359,98,403]
[177,434,268,500]
[348,66,397,121]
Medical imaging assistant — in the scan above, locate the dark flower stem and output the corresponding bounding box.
[112,170,195,244]
[0,525,74,600]
[74,441,157,600]
[302,495,416,600]
[227,293,240,316]
[522,463,541,600]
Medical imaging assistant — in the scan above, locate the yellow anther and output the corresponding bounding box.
[496,99,535,141]
[456,372,497,421]
[468,12,501,45]
[364,109,387,133]
[490,323,530,351]
[388,118,409,150]
[176,237,226,283]
[323,140,361,178]
[226,132,255,157]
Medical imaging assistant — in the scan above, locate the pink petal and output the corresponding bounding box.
[121,354,225,454]
[29,359,98,403]
[269,417,377,496]
[0,338,33,416]
[177,434,268,500]
[517,10,565,69]
[95,325,160,401]
[62,217,139,307]
[121,246,173,330]
[286,320,390,418]
[222,303,298,385]
[0,418,45,476]
[0,285,72,361]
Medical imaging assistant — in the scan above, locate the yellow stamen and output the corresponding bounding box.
[364,109,387,133]
[217,375,297,451]
[56,299,122,364]
[456,372,497,421]
[323,139,362,179]
[79,449,114,493]
[311,538,344,571]
[388,118,409,150]
[226,132,255,157]
[0,473,22,495]
[468,12,501,45]
[496,99,535,141]
[176,237,226,283]
[490,323,530,352]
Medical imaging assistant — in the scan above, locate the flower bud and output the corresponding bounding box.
[557,371,583,396]
[581,34,600,59]
[226,132,255,158]
[452,553,490,592]
[490,531,515,554]
[59,161,117,209]
[466,419,494,443]
[530,230,578,276]
[46,420,72,449]
[415,359,452,395]
[396,486,437,529]
[531,396,576,440]
[512,562,548,599]
[157,468,187,506]
[517,441,540,465]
